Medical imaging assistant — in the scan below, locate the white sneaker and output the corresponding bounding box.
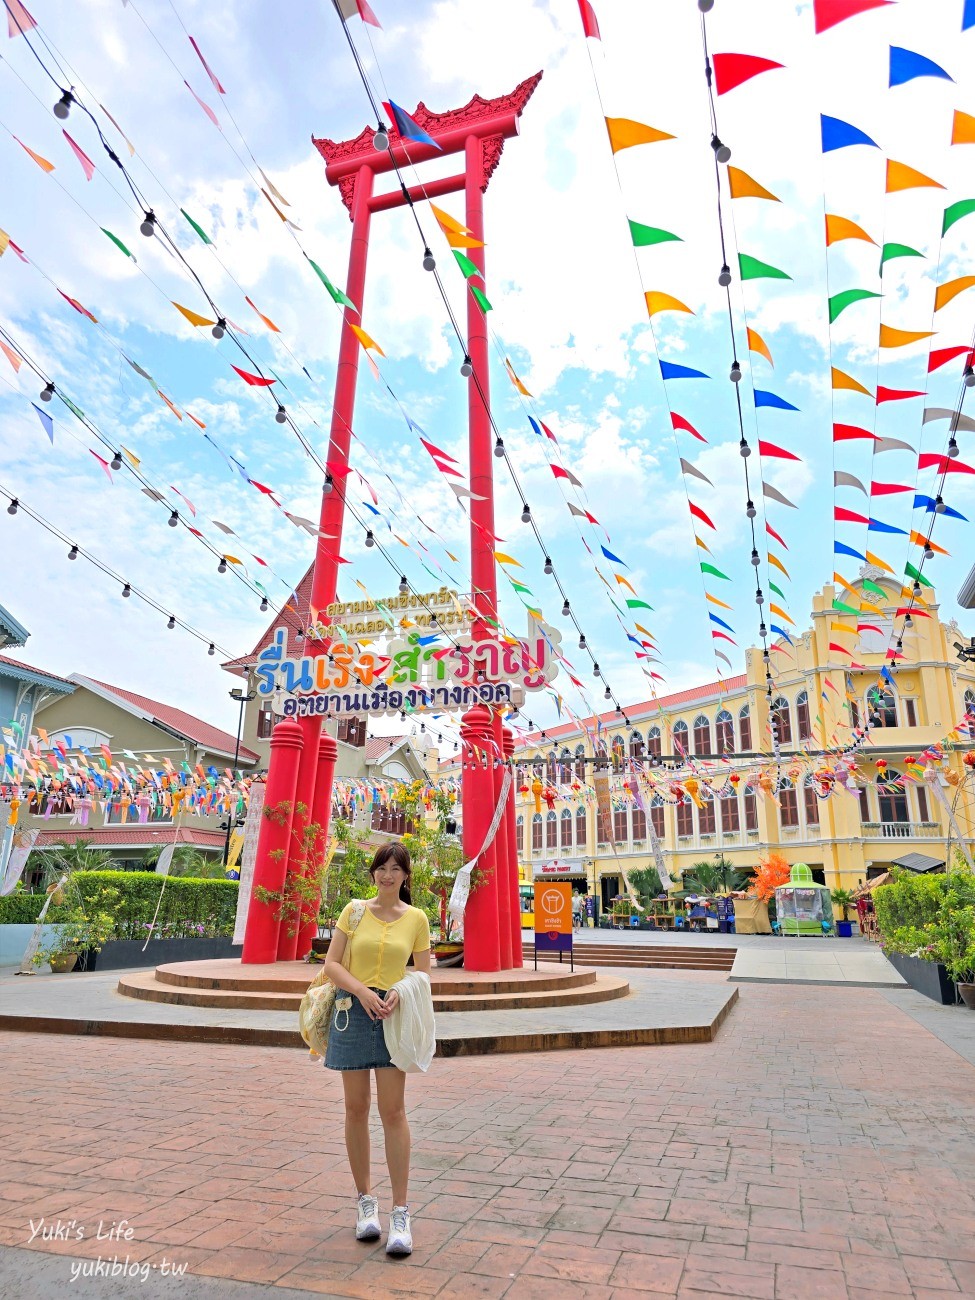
[355,1193,381,1241]
[386,1205,412,1256]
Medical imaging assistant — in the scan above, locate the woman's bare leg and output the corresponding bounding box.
[342,1070,372,1194]
[375,1068,410,1205]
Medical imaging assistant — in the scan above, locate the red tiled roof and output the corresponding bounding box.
[74,676,259,764]
[223,564,313,671]
[0,654,74,687]
[35,826,226,849]
[364,734,408,762]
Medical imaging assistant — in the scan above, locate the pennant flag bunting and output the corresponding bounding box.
[0,340,22,372]
[689,502,716,529]
[336,0,382,26]
[185,81,220,129]
[173,301,215,328]
[747,327,773,365]
[905,562,933,587]
[835,541,866,560]
[759,440,800,460]
[880,241,925,268]
[231,364,275,386]
[935,275,975,311]
[727,167,780,201]
[6,0,36,37]
[814,0,892,31]
[889,46,953,87]
[825,213,875,245]
[505,358,531,395]
[834,423,877,442]
[101,228,135,260]
[879,324,934,347]
[951,109,975,144]
[754,389,798,411]
[90,450,113,480]
[821,114,878,152]
[629,220,681,247]
[645,291,693,317]
[601,545,627,566]
[739,253,791,281]
[909,529,948,554]
[384,100,442,150]
[915,495,967,519]
[919,453,975,475]
[671,412,707,440]
[577,0,600,38]
[886,159,943,192]
[923,407,975,431]
[452,250,482,280]
[868,516,907,534]
[58,291,97,323]
[245,296,280,331]
[15,137,55,172]
[712,53,784,95]
[876,385,924,403]
[768,553,790,577]
[189,35,227,93]
[870,481,912,495]
[32,404,53,443]
[307,258,357,311]
[876,435,916,453]
[180,208,213,245]
[766,521,788,547]
[829,288,881,321]
[551,464,583,487]
[62,131,95,180]
[350,324,385,355]
[660,361,709,381]
[430,204,483,249]
[680,458,713,485]
[605,118,672,150]
[831,367,872,396]
[835,470,867,492]
[943,199,975,234]
[763,482,797,507]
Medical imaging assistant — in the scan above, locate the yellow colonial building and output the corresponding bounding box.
[500,578,975,911]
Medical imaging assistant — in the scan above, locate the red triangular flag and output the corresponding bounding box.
[689,502,716,529]
[758,439,800,460]
[766,522,788,548]
[577,0,600,39]
[231,364,275,387]
[876,386,924,403]
[813,0,892,33]
[928,344,971,372]
[63,130,95,180]
[712,53,784,95]
[671,412,707,442]
[188,36,226,94]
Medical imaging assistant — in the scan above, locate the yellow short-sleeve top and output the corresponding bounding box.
[336,901,431,992]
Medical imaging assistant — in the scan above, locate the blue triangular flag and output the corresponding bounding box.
[709,613,735,633]
[753,390,799,412]
[770,625,794,644]
[880,666,896,686]
[821,114,878,152]
[600,545,626,566]
[32,403,54,444]
[834,541,866,560]
[889,46,953,87]
[915,494,967,520]
[965,0,975,29]
[868,517,907,535]
[528,416,543,437]
[385,100,442,151]
[659,360,709,381]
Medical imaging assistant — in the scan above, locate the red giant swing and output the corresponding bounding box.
[241,74,543,972]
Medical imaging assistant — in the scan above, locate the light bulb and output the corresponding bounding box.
[543,556,553,575]
[430,613,437,625]
[935,495,946,513]
[521,504,531,523]
[739,437,750,457]
[68,544,78,560]
[904,614,913,627]
[41,382,54,402]
[399,576,409,595]
[730,361,742,383]
[296,627,304,641]
[460,355,473,377]
[167,615,176,630]
[948,436,959,458]
[965,365,975,388]
[718,263,732,287]
[422,247,436,271]
[604,686,612,699]
[212,318,226,340]
[373,125,389,151]
[756,589,764,605]
[218,558,227,573]
[924,544,934,559]
[365,530,375,547]
[122,583,131,598]
[698,0,714,10]
[208,643,215,656]
[168,510,179,527]
[762,648,769,662]
[53,91,73,120]
[711,135,731,164]
[323,474,333,494]
[750,548,760,567]
[746,499,756,519]
[593,663,601,678]
[275,404,287,424]
[111,452,122,470]
[140,210,156,237]
[579,634,586,650]
[562,599,570,616]
[494,438,504,458]
[259,597,268,612]
[6,498,18,515]
[759,622,767,637]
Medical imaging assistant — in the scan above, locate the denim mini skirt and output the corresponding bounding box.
[324,989,394,1071]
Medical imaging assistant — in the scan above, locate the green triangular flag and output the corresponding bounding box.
[904,561,933,587]
[628,219,681,248]
[307,258,357,311]
[829,288,881,323]
[879,241,924,270]
[862,579,886,598]
[625,598,653,610]
[942,199,975,236]
[180,209,213,245]
[101,228,135,260]
[510,581,533,595]
[60,396,85,420]
[832,598,859,615]
[452,250,481,279]
[769,580,786,599]
[470,286,493,313]
[700,562,730,580]
[738,253,791,281]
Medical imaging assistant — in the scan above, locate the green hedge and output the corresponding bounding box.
[0,871,239,940]
[874,870,975,956]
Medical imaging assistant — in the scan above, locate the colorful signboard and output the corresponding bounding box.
[533,880,572,955]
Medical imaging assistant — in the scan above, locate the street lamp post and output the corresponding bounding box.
[224,687,256,865]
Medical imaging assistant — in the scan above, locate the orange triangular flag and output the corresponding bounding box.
[505,358,532,397]
[158,391,183,421]
[831,367,872,396]
[430,203,484,249]
[350,324,385,356]
[727,167,779,201]
[951,109,975,145]
[605,118,674,152]
[879,324,934,348]
[886,159,944,193]
[172,301,215,328]
[186,411,206,429]
[14,137,54,172]
[865,552,894,574]
[645,291,693,317]
[0,339,22,372]
[825,213,875,246]
[934,275,975,311]
[747,327,773,366]
[244,295,280,332]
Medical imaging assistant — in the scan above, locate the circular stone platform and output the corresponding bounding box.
[116,959,631,1014]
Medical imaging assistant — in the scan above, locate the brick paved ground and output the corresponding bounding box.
[2,981,975,1298]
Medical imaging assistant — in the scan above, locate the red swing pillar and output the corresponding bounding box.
[241,718,303,964]
[503,725,523,964]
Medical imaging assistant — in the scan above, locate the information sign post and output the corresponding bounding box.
[532,881,573,972]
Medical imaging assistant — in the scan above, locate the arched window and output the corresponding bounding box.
[739,705,752,752]
[850,698,861,729]
[878,775,909,824]
[796,691,812,741]
[720,784,740,833]
[698,791,716,835]
[574,744,586,782]
[558,748,572,782]
[576,804,587,846]
[693,714,712,756]
[744,786,758,831]
[647,726,662,760]
[867,686,897,728]
[965,688,975,719]
[716,710,734,755]
[629,730,645,761]
[531,813,542,851]
[560,808,573,848]
[632,800,646,840]
[611,735,626,773]
[673,720,688,756]
[803,775,820,828]
[650,794,665,840]
[546,810,558,849]
[676,797,694,838]
[516,815,525,852]
[546,750,557,782]
[771,697,792,746]
[778,777,799,828]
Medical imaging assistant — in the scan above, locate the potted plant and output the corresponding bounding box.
[33,891,117,973]
[831,888,857,938]
[930,891,975,1010]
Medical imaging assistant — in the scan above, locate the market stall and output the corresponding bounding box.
[774,863,835,937]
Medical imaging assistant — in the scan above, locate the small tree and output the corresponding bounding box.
[749,851,792,903]
[142,845,225,879]
[629,866,663,906]
[830,888,856,922]
[683,859,750,896]
[46,838,114,874]
[395,780,463,933]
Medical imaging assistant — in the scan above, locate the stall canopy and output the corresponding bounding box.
[774,863,834,937]
[890,852,946,874]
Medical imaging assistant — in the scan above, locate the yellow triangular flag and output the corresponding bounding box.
[172,301,216,328]
[951,109,975,145]
[494,551,521,566]
[830,622,856,635]
[879,324,934,348]
[825,213,875,246]
[934,275,975,311]
[768,553,790,577]
[864,551,894,574]
[695,535,712,554]
[706,593,733,610]
[831,367,872,396]
[15,137,55,172]
[747,327,773,366]
[121,446,140,467]
[886,159,944,193]
[0,228,9,257]
[604,117,674,152]
[350,324,385,356]
[727,167,779,201]
[644,291,694,317]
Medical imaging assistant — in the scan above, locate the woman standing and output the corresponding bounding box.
[322,843,431,1256]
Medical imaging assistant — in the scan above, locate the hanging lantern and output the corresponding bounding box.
[531,776,543,815]
[729,772,741,786]
[963,752,975,769]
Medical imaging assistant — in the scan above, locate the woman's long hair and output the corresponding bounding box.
[369,841,412,905]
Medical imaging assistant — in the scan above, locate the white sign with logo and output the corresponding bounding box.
[533,859,587,879]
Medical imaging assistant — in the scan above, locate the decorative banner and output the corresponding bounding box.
[232,778,266,946]
[1,828,39,896]
[593,763,614,845]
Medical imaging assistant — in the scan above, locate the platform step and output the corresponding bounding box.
[524,944,736,972]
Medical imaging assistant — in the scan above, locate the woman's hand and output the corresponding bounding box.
[357,987,388,1021]
[382,988,399,1016]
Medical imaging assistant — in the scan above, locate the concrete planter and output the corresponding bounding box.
[74,937,242,972]
[886,951,956,1005]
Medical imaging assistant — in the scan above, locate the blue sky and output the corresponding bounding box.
[1,0,973,744]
